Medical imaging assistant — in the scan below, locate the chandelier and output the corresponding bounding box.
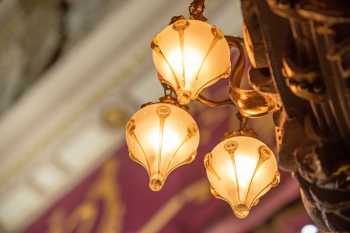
[125,0,281,218]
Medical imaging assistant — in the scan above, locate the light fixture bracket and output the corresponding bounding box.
[189,0,207,21]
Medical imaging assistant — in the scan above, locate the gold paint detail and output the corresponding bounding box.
[233,204,249,219]
[48,159,124,233]
[257,145,271,169]
[139,179,210,233]
[152,40,181,89]
[128,152,144,167]
[177,24,186,88]
[230,149,241,203]
[223,140,241,204]
[153,111,167,191]
[272,171,281,187]
[249,180,276,209]
[165,125,195,172]
[252,198,260,207]
[156,105,171,118]
[210,186,219,197]
[101,107,127,129]
[126,119,136,134]
[167,150,197,176]
[193,67,231,98]
[224,140,238,154]
[244,145,272,209]
[194,33,220,82]
[211,26,224,39]
[172,19,189,31]
[149,173,164,192]
[187,124,198,138]
[129,130,152,173]
[204,153,221,181]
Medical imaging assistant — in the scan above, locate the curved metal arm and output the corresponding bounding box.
[194,36,244,108]
[226,35,281,118]
[225,35,246,88]
[193,35,279,117]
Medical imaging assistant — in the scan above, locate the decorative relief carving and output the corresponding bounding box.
[243,0,350,230]
[48,159,124,233]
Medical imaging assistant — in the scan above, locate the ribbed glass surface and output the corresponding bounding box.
[126,103,200,191]
[205,136,280,218]
[152,19,231,105]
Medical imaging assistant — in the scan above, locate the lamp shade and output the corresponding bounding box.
[204,135,280,218]
[151,19,231,105]
[125,102,200,191]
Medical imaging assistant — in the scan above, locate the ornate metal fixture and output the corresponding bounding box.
[240,0,350,231]
[125,0,281,218]
[126,97,200,191]
[151,18,231,105]
[205,131,280,218]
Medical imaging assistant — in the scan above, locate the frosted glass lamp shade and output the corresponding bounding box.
[152,19,231,105]
[125,102,200,191]
[204,135,280,218]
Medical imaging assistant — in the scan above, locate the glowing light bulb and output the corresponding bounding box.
[125,102,200,191]
[152,19,231,105]
[301,224,318,233]
[204,135,280,218]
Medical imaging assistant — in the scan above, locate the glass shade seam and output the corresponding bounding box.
[193,67,231,98]
[131,131,152,173]
[152,42,181,89]
[194,36,220,82]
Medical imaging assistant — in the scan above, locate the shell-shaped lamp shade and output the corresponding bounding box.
[204,136,280,218]
[125,103,200,191]
[152,19,231,105]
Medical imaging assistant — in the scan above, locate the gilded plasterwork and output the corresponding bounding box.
[48,159,124,233]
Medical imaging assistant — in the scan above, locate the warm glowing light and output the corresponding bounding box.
[300,224,318,233]
[204,135,280,218]
[125,102,200,191]
[152,19,231,105]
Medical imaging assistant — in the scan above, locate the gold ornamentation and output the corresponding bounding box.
[156,105,171,118]
[151,19,231,105]
[125,0,283,220]
[257,145,271,169]
[126,119,136,134]
[224,140,238,154]
[48,159,124,233]
[282,56,325,102]
[204,153,221,180]
[138,179,210,233]
[205,136,280,218]
[272,172,281,187]
[126,103,200,191]
[101,107,127,129]
[187,124,198,138]
[172,19,189,31]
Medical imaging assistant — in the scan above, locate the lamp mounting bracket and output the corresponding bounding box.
[189,0,207,21]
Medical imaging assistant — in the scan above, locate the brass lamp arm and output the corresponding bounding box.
[227,36,281,117]
[194,35,280,118]
[225,36,246,89]
[194,36,246,108]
